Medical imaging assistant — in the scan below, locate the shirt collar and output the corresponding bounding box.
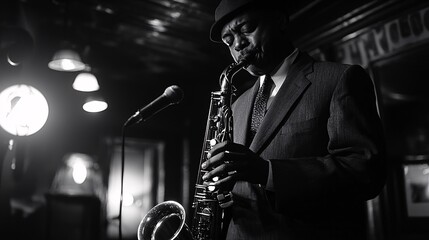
[260,48,299,89]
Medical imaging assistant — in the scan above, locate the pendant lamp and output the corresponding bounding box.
[48,49,86,72]
[83,97,108,113]
[72,72,100,92]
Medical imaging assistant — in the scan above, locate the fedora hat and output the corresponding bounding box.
[210,0,261,43]
[210,0,288,43]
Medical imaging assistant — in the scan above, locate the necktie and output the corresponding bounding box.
[249,76,273,142]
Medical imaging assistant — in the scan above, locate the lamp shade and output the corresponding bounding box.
[50,153,104,196]
[73,73,100,92]
[0,84,49,136]
[48,49,86,71]
[83,97,108,113]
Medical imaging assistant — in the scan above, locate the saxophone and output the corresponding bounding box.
[137,58,250,240]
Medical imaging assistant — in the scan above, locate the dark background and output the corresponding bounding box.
[0,0,372,207]
[2,0,429,240]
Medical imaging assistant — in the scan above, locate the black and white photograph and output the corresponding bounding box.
[1,0,429,240]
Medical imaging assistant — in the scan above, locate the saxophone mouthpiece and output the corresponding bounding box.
[237,53,255,68]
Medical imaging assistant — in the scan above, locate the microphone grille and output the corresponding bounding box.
[164,85,184,104]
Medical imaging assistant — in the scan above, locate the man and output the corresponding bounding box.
[201,0,386,239]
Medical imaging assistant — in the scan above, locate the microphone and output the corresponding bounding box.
[124,85,184,127]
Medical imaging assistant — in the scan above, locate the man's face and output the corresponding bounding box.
[221,8,286,76]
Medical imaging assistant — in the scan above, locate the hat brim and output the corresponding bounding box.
[209,2,255,43]
[210,20,227,43]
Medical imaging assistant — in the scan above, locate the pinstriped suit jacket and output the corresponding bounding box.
[226,52,385,240]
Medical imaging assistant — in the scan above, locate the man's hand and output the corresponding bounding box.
[201,141,269,191]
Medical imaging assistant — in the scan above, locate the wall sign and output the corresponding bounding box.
[334,5,429,67]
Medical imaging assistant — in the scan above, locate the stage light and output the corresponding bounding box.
[0,84,49,136]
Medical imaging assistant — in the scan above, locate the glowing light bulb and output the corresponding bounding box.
[60,59,76,71]
[83,99,108,112]
[0,85,49,136]
[72,161,87,184]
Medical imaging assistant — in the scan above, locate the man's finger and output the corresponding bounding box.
[208,141,231,158]
[202,151,227,169]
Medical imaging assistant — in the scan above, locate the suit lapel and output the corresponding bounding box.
[249,52,314,153]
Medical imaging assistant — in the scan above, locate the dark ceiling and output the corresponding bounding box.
[0,0,379,150]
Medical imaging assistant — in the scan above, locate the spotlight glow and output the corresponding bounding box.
[0,85,49,136]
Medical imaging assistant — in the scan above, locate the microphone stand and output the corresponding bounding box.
[118,125,126,240]
[117,85,183,240]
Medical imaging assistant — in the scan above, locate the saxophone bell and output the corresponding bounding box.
[137,201,193,240]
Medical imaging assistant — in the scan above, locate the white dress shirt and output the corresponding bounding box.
[259,48,299,110]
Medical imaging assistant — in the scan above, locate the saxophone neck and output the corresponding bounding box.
[225,59,248,79]
[220,59,250,95]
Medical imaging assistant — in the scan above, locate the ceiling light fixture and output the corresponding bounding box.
[7,55,20,66]
[50,153,104,195]
[48,49,86,72]
[72,72,100,92]
[83,97,108,113]
[0,84,49,136]
[2,27,34,66]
